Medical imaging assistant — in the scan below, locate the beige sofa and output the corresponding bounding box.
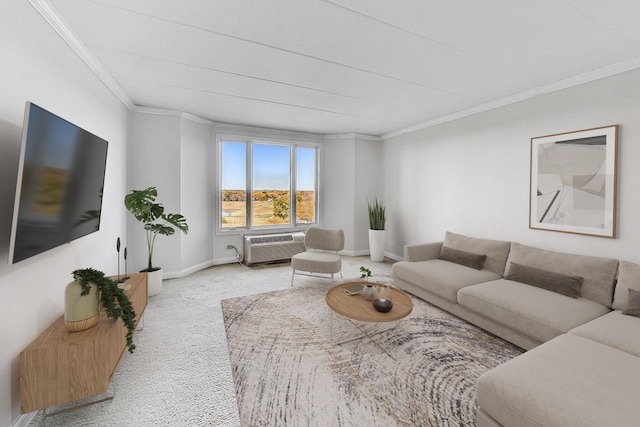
[392,231,640,427]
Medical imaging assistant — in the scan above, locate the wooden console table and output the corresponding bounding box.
[19,273,147,413]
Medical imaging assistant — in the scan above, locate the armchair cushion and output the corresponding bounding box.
[291,252,341,275]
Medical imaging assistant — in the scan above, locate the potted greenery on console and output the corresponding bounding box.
[65,268,137,353]
[368,198,386,261]
[124,187,189,296]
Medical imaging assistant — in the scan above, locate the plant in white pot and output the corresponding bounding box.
[368,198,386,262]
[124,187,189,296]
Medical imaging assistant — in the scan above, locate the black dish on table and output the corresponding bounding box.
[373,298,393,312]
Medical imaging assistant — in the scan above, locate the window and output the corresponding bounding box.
[219,137,319,231]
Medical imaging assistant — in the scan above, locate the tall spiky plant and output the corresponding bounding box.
[368,198,386,230]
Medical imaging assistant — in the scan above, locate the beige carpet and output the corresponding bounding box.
[223,278,524,427]
[27,257,392,426]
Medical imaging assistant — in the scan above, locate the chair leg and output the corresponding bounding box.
[291,270,295,287]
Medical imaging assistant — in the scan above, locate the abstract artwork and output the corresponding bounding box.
[530,125,618,238]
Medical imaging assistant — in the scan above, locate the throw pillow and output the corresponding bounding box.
[505,262,583,298]
[622,289,640,317]
[439,246,486,270]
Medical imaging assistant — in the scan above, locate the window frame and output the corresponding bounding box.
[216,133,321,234]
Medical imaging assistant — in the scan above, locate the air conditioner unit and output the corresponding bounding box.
[243,232,306,265]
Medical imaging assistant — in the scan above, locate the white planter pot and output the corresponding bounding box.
[146,268,163,297]
[368,229,386,262]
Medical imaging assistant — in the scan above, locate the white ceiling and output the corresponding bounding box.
[41,0,640,137]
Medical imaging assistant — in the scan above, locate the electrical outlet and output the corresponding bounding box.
[226,244,234,249]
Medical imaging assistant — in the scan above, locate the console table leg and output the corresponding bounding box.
[136,314,145,331]
[39,383,116,425]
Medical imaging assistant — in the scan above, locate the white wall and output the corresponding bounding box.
[354,136,384,254]
[180,117,215,273]
[0,2,128,425]
[321,134,384,255]
[322,135,356,252]
[126,111,182,273]
[383,68,640,262]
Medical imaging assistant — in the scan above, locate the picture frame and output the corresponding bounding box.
[529,125,618,238]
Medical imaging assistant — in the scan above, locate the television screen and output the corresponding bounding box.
[8,102,108,264]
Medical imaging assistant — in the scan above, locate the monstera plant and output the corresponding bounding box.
[124,187,189,295]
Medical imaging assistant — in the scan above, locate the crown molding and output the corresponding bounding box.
[29,0,134,110]
[132,106,216,125]
[323,133,381,141]
[382,57,640,140]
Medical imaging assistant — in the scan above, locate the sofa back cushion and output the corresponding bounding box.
[505,262,583,298]
[505,242,618,307]
[443,232,511,276]
[612,260,640,311]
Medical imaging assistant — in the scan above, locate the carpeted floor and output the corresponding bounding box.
[223,279,524,427]
[28,256,393,426]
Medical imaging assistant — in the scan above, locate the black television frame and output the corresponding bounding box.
[8,102,108,264]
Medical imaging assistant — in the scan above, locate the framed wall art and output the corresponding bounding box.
[529,125,618,238]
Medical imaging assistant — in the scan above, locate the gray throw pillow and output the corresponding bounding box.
[439,246,486,270]
[622,289,640,317]
[505,262,583,298]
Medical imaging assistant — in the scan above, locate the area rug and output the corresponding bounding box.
[222,279,523,426]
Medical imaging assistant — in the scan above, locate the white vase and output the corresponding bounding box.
[368,229,386,262]
[362,284,376,301]
[146,268,163,297]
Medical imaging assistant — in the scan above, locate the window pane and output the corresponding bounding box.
[296,147,316,224]
[252,144,290,226]
[221,141,247,228]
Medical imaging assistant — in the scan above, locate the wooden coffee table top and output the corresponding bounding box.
[326,282,413,322]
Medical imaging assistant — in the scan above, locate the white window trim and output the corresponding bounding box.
[216,133,321,235]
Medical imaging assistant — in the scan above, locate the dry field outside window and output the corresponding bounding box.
[222,190,315,227]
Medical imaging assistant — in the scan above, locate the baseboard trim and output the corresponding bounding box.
[160,252,403,279]
[12,412,37,427]
[162,260,215,279]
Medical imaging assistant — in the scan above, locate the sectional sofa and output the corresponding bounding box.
[392,231,640,427]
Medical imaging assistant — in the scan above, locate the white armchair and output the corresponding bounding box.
[291,227,344,286]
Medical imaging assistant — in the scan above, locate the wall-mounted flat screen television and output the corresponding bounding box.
[8,102,108,264]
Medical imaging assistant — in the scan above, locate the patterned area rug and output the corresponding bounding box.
[222,279,523,426]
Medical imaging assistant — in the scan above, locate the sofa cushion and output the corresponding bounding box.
[504,242,618,307]
[622,289,640,317]
[458,279,610,343]
[439,246,486,270]
[504,262,583,298]
[570,310,640,358]
[477,334,640,427]
[392,259,501,303]
[443,232,511,276]
[612,260,640,310]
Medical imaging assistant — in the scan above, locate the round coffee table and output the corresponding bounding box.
[325,282,413,358]
[326,282,413,322]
